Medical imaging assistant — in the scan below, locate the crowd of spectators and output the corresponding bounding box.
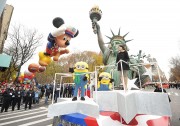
[0,82,77,111]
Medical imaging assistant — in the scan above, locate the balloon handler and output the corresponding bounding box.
[39,17,79,66]
[69,61,89,101]
[97,72,114,91]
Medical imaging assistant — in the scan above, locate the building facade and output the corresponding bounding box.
[0,2,14,53]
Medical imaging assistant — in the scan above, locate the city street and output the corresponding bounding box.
[0,98,53,126]
[0,88,179,126]
[168,88,180,126]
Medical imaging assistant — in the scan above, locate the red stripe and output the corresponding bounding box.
[84,116,99,126]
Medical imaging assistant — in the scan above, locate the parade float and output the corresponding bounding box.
[48,65,171,126]
[47,6,172,126]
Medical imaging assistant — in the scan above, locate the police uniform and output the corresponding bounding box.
[25,89,34,110]
[15,89,22,110]
[11,89,16,111]
[1,89,11,112]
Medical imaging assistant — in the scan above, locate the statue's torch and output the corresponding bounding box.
[89,5,102,34]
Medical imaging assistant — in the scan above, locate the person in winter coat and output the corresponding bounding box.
[1,88,11,112]
[34,88,40,104]
[45,88,50,105]
[15,87,23,110]
[116,45,130,90]
[25,87,34,110]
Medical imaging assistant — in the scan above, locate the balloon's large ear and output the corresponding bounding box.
[53,17,65,28]
[74,30,79,38]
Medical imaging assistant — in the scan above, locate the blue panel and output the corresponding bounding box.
[0,54,12,67]
[61,113,87,126]
[0,0,7,16]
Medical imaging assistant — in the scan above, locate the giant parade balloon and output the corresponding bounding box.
[28,63,39,73]
[39,17,79,66]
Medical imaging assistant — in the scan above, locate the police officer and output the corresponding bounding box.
[1,88,11,112]
[21,87,26,104]
[25,87,34,110]
[11,87,17,111]
[15,86,22,110]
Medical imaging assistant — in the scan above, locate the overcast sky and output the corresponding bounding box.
[6,0,180,79]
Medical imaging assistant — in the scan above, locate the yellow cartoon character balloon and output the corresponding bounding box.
[97,72,114,91]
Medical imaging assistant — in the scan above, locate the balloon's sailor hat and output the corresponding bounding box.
[52,17,79,38]
[65,26,78,38]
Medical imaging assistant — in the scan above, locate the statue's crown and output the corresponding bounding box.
[105,28,133,44]
[111,36,124,41]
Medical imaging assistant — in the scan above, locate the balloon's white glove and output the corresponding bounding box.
[58,47,66,52]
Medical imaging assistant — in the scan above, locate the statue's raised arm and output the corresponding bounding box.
[89,5,106,54]
[94,21,107,54]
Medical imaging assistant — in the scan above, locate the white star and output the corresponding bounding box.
[127,78,139,90]
[142,67,154,81]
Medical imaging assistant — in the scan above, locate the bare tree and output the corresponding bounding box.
[3,24,43,83]
[35,50,103,84]
[169,55,180,81]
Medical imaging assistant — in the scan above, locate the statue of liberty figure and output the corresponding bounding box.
[89,6,146,88]
[94,23,133,87]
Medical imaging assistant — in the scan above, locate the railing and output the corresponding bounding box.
[124,60,163,92]
[52,60,164,104]
[52,72,95,104]
[95,59,163,92]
